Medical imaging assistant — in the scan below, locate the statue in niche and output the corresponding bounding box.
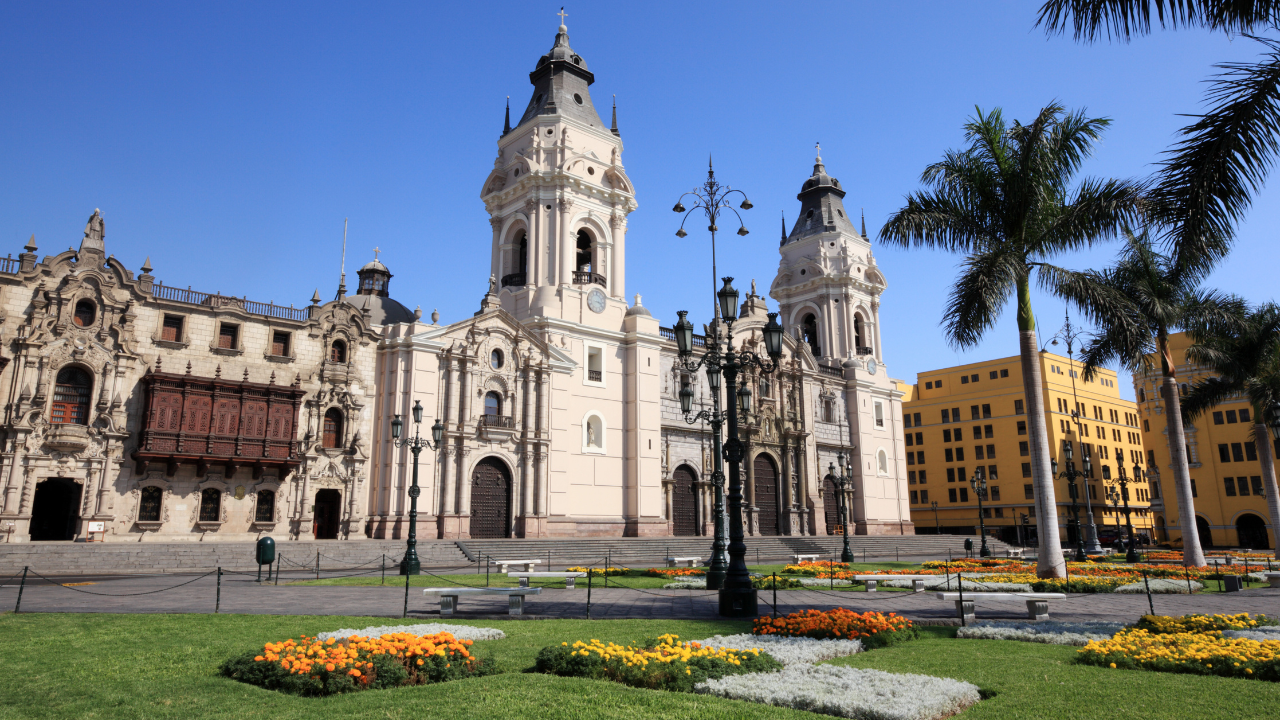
[587,422,596,447]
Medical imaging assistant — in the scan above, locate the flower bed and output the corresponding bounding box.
[885,577,1031,592]
[696,664,981,720]
[956,621,1124,646]
[565,566,628,577]
[1225,627,1280,641]
[694,633,864,665]
[798,577,855,587]
[646,567,705,578]
[221,631,494,696]
[783,561,849,576]
[317,623,505,642]
[663,580,706,589]
[753,575,805,589]
[1114,579,1204,594]
[922,558,1021,569]
[1077,628,1280,681]
[1134,613,1277,635]
[534,634,781,692]
[754,609,916,649]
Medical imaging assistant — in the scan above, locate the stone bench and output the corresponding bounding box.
[1264,572,1280,589]
[792,554,821,564]
[852,575,932,592]
[934,592,1067,622]
[508,571,587,589]
[422,587,541,616]
[488,559,542,573]
[1005,549,1025,559]
[666,557,701,568]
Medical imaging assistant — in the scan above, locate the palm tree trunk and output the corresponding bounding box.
[1021,330,1066,578]
[1251,422,1280,559]
[1161,377,1207,567]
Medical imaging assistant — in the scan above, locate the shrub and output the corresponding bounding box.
[782,561,848,576]
[752,575,804,589]
[753,609,916,649]
[1030,577,1126,593]
[1078,628,1280,681]
[565,566,628,577]
[534,634,781,692]
[221,632,495,696]
[1134,613,1277,635]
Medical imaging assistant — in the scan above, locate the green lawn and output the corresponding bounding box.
[2,613,1279,719]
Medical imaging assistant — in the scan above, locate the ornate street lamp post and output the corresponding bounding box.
[826,451,856,563]
[930,500,941,534]
[1105,464,1141,563]
[1048,310,1104,554]
[969,469,991,557]
[1051,440,1090,563]
[675,280,783,617]
[389,400,444,575]
[1020,512,1031,548]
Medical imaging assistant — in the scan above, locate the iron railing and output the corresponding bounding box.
[479,415,514,428]
[658,327,707,348]
[500,273,526,288]
[817,365,843,378]
[588,370,602,382]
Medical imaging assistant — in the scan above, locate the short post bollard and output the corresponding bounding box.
[1142,568,1154,615]
[956,571,965,627]
[586,569,593,619]
[1184,565,1193,595]
[772,573,778,619]
[215,567,222,614]
[381,554,386,586]
[274,555,281,586]
[315,550,320,581]
[14,566,28,613]
[486,557,490,588]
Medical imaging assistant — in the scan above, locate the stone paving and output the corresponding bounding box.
[2,569,1275,624]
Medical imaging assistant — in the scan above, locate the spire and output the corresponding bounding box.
[503,96,511,135]
[813,142,825,175]
[24,234,36,253]
[335,217,348,301]
[141,256,152,274]
[780,211,787,246]
[610,95,619,136]
[861,208,867,238]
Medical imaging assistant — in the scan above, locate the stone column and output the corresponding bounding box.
[609,213,626,300]
[454,358,472,518]
[490,216,503,281]
[439,357,458,517]
[520,363,533,523]
[780,440,793,535]
[536,369,550,516]
[558,199,574,286]
[744,450,757,535]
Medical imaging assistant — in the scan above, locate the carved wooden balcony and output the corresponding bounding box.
[132,370,306,478]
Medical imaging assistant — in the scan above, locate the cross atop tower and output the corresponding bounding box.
[557,7,568,27]
[374,246,380,261]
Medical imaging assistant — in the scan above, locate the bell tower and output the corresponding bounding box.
[479,15,637,326]
[770,147,887,366]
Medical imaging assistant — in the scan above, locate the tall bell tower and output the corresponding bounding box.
[479,15,637,327]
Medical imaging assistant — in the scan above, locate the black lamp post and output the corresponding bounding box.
[1048,309,1103,553]
[969,469,991,557]
[674,280,783,617]
[826,451,856,563]
[930,500,940,534]
[1051,440,1090,563]
[1105,486,1122,550]
[1020,512,1031,547]
[389,400,444,575]
[1106,464,1141,563]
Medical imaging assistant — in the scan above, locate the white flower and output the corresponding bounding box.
[316,623,506,641]
[696,664,980,720]
[1114,579,1203,594]
[694,634,863,665]
[956,620,1123,646]
[1223,627,1280,641]
[884,577,1031,592]
[663,580,707,589]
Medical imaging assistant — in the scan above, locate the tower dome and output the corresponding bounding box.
[784,145,860,245]
[344,252,415,325]
[514,17,608,131]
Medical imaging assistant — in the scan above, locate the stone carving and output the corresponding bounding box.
[82,209,105,251]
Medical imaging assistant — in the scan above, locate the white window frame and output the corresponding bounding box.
[873,400,884,428]
[583,342,606,388]
[582,411,606,455]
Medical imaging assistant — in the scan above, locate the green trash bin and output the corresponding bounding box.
[256,537,276,581]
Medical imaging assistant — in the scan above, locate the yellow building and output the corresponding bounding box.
[1135,332,1276,549]
[901,352,1153,546]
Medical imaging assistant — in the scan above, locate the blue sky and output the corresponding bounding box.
[2,2,1276,400]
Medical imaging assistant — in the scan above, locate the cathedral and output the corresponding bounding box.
[0,20,912,543]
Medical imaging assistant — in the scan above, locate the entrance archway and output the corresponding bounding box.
[1155,516,1167,543]
[822,475,840,535]
[672,465,699,536]
[29,478,82,541]
[1195,515,1213,549]
[470,457,512,538]
[753,454,779,536]
[313,489,342,539]
[1236,513,1270,549]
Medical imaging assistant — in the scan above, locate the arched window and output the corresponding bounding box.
[255,490,275,523]
[322,408,344,449]
[73,300,95,327]
[51,367,92,425]
[576,229,594,272]
[330,339,347,364]
[518,231,528,275]
[138,486,163,522]
[801,313,821,357]
[854,314,865,351]
[877,449,889,475]
[199,488,221,522]
[484,391,502,416]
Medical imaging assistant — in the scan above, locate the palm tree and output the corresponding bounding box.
[1182,302,1280,559]
[881,104,1143,578]
[1039,1,1280,275]
[1049,229,1239,567]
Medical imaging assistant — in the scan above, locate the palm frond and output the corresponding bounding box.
[1182,375,1242,420]
[943,248,1022,349]
[1037,0,1280,43]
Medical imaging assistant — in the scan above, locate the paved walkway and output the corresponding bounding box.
[2,570,1275,623]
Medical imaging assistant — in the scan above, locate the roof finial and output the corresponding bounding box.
[503,96,511,134]
[781,211,786,244]
[861,208,866,238]
[373,246,380,261]
[815,142,822,163]
[610,95,619,137]
[336,217,348,301]
[557,6,567,30]
[24,234,36,253]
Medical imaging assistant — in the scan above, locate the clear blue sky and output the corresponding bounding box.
[3,2,1276,400]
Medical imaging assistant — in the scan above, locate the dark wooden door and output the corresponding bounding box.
[753,455,778,536]
[313,489,341,539]
[672,465,698,536]
[470,458,511,538]
[823,476,840,535]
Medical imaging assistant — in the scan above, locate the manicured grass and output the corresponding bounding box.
[2,613,1277,719]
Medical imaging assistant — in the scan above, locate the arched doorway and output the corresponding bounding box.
[672,465,699,536]
[1195,515,1213,549]
[753,454,779,536]
[801,314,821,357]
[822,475,840,535]
[29,478,82,541]
[1155,515,1167,543]
[1236,513,1270,549]
[470,457,512,538]
[313,489,342,539]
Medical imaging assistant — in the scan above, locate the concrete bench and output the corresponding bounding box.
[489,559,542,573]
[1264,572,1280,589]
[422,587,541,616]
[1005,548,1025,559]
[508,571,587,589]
[935,592,1067,622]
[852,575,932,592]
[666,556,702,568]
[792,554,821,564]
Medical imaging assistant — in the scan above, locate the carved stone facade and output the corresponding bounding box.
[0,210,385,542]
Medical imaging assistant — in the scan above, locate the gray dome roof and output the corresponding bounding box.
[342,294,416,326]
[784,148,859,245]
[513,24,607,133]
[360,259,389,273]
